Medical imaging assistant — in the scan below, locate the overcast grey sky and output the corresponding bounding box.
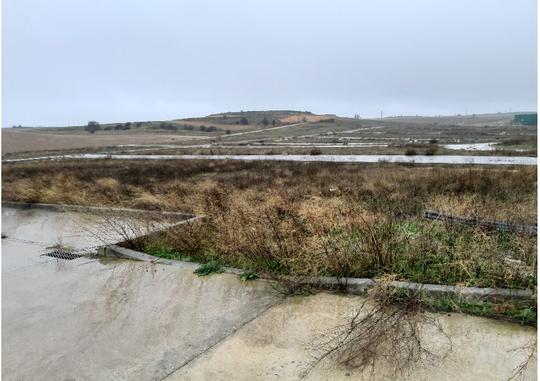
[2,0,537,126]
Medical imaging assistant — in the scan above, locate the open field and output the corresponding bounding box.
[3,111,536,157]
[1,129,210,154]
[3,159,536,296]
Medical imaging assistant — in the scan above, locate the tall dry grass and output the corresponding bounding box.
[3,160,536,222]
[3,160,536,288]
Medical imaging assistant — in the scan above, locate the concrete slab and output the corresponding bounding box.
[2,207,279,380]
[168,293,537,380]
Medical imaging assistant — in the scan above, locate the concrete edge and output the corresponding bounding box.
[101,244,535,303]
[2,201,196,220]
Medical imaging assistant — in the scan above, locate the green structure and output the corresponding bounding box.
[513,113,537,126]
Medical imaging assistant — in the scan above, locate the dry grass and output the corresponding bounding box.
[3,159,536,288]
[3,160,536,220]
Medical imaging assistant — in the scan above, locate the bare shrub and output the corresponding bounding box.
[508,339,537,381]
[425,146,438,155]
[85,210,171,248]
[304,283,452,378]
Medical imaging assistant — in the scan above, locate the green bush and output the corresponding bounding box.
[194,260,223,276]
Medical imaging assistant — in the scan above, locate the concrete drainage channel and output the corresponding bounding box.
[4,201,535,304]
[2,201,196,220]
[3,200,202,263]
[102,244,535,305]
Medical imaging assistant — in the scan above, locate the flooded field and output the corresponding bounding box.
[443,142,498,151]
[4,153,537,165]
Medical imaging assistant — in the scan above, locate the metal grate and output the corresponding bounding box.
[424,210,537,235]
[43,249,84,261]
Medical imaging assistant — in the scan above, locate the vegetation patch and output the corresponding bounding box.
[194,260,223,276]
[239,270,259,281]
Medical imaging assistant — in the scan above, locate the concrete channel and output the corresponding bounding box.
[1,204,537,380]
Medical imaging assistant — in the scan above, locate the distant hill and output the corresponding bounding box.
[183,110,326,127]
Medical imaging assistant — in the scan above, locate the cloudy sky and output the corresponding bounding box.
[2,0,537,126]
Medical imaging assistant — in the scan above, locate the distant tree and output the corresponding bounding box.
[272,119,276,127]
[239,117,249,125]
[135,122,142,127]
[85,121,101,133]
[425,146,438,156]
[226,129,231,134]
[261,117,269,126]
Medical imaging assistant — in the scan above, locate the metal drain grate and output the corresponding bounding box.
[43,249,84,261]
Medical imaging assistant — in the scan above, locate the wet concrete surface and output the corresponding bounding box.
[168,293,537,381]
[2,206,537,380]
[2,207,279,380]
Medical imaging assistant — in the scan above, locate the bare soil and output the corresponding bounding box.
[1,129,209,154]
